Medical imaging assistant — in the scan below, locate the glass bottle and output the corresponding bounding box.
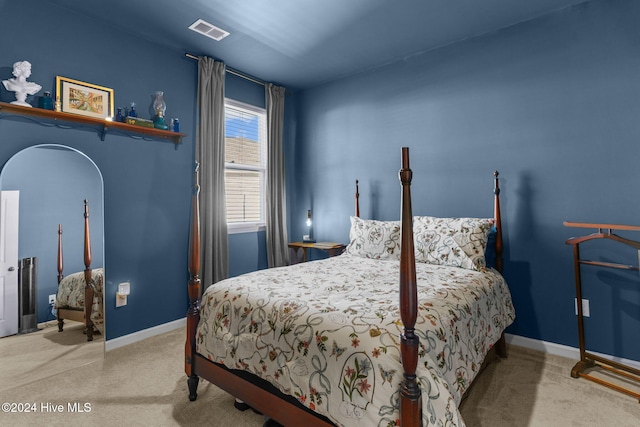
[152,91,166,118]
[39,91,53,110]
[173,118,180,132]
[128,102,137,118]
[115,107,123,122]
[152,91,168,130]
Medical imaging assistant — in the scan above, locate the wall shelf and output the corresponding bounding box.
[0,101,185,144]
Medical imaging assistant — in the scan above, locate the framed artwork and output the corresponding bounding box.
[56,76,114,120]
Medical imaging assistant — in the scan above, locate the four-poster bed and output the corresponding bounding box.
[185,148,514,426]
[55,200,104,341]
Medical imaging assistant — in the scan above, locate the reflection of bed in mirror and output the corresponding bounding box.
[55,200,104,341]
[0,144,105,347]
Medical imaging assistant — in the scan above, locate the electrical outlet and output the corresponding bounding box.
[49,294,56,305]
[574,298,590,317]
[116,293,127,307]
[116,282,130,307]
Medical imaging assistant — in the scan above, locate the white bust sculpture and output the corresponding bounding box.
[3,60,41,107]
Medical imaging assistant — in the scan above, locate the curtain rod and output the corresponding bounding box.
[185,53,265,87]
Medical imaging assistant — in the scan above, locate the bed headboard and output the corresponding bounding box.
[352,169,504,273]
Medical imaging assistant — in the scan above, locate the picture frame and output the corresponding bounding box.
[55,76,114,120]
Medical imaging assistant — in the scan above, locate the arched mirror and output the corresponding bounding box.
[0,144,105,378]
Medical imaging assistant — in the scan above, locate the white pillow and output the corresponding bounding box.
[345,216,401,260]
[413,216,493,271]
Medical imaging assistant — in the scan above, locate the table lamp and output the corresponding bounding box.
[303,209,315,242]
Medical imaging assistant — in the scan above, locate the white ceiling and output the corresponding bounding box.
[45,0,590,89]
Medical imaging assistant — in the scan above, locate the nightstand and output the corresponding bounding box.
[288,242,346,263]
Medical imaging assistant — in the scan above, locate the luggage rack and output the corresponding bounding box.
[564,221,640,402]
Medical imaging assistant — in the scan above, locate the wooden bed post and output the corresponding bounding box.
[493,171,503,274]
[56,203,96,341]
[185,162,202,401]
[83,200,95,341]
[398,147,422,427]
[57,224,64,332]
[355,179,360,218]
[493,171,507,358]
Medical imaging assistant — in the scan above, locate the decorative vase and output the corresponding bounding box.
[152,91,168,130]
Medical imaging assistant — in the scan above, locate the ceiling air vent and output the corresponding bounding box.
[189,19,229,41]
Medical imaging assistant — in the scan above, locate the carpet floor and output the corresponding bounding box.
[0,320,103,393]
[1,327,639,426]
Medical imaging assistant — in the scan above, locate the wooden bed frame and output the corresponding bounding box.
[56,199,96,341]
[185,148,506,426]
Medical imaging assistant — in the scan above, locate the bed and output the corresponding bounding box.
[55,200,104,341]
[185,147,515,426]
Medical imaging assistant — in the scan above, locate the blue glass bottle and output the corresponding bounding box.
[128,102,137,118]
[173,118,180,132]
[39,91,53,110]
[115,107,123,122]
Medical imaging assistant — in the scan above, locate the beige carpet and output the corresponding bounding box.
[0,320,103,392]
[1,327,639,426]
[459,346,640,426]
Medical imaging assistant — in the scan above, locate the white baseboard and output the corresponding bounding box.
[505,333,640,371]
[105,317,185,352]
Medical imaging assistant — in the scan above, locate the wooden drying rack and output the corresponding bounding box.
[564,221,640,402]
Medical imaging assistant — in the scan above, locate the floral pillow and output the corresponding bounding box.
[413,216,494,271]
[345,216,401,260]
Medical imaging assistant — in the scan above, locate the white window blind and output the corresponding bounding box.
[224,99,267,231]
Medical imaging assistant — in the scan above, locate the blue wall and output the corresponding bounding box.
[288,0,640,362]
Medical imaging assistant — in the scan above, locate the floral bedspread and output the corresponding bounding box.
[196,255,514,426]
[55,268,104,334]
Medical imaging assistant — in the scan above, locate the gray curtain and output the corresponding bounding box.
[196,57,228,288]
[265,83,289,268]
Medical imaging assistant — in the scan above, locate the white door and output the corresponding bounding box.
[0,191,19,337]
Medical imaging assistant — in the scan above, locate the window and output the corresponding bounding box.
[224,99,267,233]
